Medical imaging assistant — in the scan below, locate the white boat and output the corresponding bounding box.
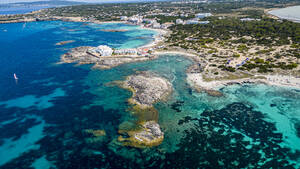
[14,73,18,80]
[22,23,26,30]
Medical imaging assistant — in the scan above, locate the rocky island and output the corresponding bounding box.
[122,71,172,108]
[117,71,172,148]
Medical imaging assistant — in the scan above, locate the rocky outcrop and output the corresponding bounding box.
[118,121,164,148]
[122,71,172,107]
[117,72,172,148]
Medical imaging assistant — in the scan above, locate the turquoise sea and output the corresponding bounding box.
[0,21,299,169]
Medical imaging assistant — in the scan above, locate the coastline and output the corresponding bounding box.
[143,49,300,90]
[137,26,168,49]
[187,73,300,92]
[2,13,299,90]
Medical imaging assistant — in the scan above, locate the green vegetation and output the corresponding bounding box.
[241,59,298,73]
[169,18,300,46]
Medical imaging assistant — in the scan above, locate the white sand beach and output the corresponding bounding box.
[187,73,300,90]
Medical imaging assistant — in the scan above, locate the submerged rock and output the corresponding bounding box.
[84,129,106,137]
[83,129,107,144]
[205,89,224,97]
[118,121,164,148]
[55,40,75,46]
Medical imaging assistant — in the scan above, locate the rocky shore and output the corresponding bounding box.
[187,73,300,95]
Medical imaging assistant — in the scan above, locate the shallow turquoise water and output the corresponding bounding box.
[0,21,299,168]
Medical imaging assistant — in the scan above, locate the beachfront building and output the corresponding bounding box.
[120,16,128,21]
[114,49,137,55]
[195,13,212,18]
[152,22,161,29]
[128,16,143,24]
[161,22,174,29]
[91,45,113,57]
[176,19,184,24]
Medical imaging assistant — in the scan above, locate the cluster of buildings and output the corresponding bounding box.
[240,18,261,22]
[114,48,137,55]
[121,15,166,29]
[88,45,153,57]
[120,12,212,29]
[88,45,114,57]
[176,13,212,25]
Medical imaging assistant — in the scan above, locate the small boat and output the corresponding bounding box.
[22,23,26,30]
[14,73,18,80]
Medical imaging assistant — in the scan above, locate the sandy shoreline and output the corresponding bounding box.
[187,73,300,91]
[153,50,198,58]
[137,26,168,49]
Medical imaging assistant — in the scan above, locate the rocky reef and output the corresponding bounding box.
[83,129,107,144]
[122,71,172,108]
[118,121,164,148]
[117,71,172,148]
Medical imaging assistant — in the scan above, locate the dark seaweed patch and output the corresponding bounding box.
[170,100,184,112]
[295,123,300,138]
[157,103,297,168]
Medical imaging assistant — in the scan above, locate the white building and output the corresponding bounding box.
[240,18,261,22]
[176,19,184,24]
[161,22,174,29]
[120,16,128,21]
[92,45,113,56]
[114,49,137,55]
[152,22,161,29]
[195,13,212,18]
[128,16,143,24]
[199,21,210,24]
[186,19,199,24]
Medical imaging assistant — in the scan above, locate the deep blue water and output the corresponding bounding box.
[0,21,300,169]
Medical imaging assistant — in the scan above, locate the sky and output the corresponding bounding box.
[0,0,142,4]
